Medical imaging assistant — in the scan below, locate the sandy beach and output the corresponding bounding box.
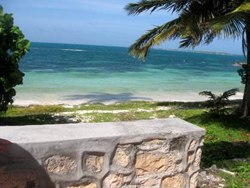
[14,91,244,106]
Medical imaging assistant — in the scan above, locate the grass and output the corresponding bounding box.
[217,159,250,187]
[216,170,248,188]
[0,100,250,187]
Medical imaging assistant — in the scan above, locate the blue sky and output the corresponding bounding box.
[0,0,244,54]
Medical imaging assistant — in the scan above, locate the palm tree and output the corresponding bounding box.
[199,88,239,115]
[125,0,250,117]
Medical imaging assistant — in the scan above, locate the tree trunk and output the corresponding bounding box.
[241,27,250,117]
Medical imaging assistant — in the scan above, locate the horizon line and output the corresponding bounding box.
[30,41,244,57]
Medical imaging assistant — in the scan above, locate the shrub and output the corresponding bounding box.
[199,89,239,116]
[0,6,30,113]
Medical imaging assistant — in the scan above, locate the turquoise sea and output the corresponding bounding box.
[16,42,245,105]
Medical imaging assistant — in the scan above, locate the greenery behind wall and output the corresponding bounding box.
[0,5,30,113]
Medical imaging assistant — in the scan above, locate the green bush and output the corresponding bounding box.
[0,6,30,113]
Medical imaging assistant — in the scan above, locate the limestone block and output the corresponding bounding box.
[137,139,167,151]
[187,152,195,164]
[0,118,205,188]
[114,144,133,167]
[133,178,159,188]
[142,178,158,187]
[194,148,202,167]
[85,154,104,172]
[190,172,199,188]
[67,182,97,188]
[188,140,197,150]
[187,164,193,173]
[170,136,187,151]
[104,174,132,188]
[45,155,77,174]
[162,174,184,188]
[135,152,175,175]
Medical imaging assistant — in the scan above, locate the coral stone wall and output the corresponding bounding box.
[0,118,205,188]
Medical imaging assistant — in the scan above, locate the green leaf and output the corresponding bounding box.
[0,7,29,112]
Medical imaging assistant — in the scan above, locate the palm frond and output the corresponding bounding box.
[129,18,182,59]
[199,91,217,101]
[203,30,217,44]
[179,36,197,48]
[125,0,192,15]
[126,0,250,59]
[221,88,239,100]
[208,1,250,39]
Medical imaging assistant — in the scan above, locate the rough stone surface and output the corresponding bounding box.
[134,178,159,187]
[137,139,167,151]
[45,155,77,174]
[187,164,193,173]
[85,154,104,172]
[0,118,205,188]
[142,178,158,187]
[194,148,202,167]
[190,172,199,188]
[104,174,132,188]
[189,140,197,150]
[67,183,97,188]
[162,174,184,188]
[114,145,132,167]
[170,136,187,151]
[188,152,195,164]
[135,152,175,175]
[197,169,226,188]
[0,118,205,143]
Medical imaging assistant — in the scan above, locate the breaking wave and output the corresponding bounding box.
[62,49,86,52]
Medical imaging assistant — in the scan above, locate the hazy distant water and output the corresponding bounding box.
[16,42,245,105]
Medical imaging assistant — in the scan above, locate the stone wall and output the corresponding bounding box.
[0,118,205,188]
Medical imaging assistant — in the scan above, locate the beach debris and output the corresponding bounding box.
[55,107,172,116]
[197,168,226,188]
[156,106,172,111]
[169,115,176,118]
[218,168,236,176]
[208,164,218,172]
[78,116,93,123]
[136,108,154,112]
[149,114,158,119]
[62,105,74,108]
[51,106,173,123]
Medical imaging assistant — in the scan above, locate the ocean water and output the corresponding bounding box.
[16,42,246,105]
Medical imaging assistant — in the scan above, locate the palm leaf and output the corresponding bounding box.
[129,18,182,59]
[125,0,192,15]
[199,91,217,101]
[221,88,239,100]
[126,0,250,59]
[207,2,250,39]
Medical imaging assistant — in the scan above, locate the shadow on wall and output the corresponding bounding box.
[62,92,152,103]
[0,139,55,188]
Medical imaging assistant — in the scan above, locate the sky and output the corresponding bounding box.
[0,0,244,54]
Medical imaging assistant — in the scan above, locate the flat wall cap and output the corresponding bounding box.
[0,118,205,144]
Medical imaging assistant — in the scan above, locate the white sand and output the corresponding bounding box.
[13,92,244,106]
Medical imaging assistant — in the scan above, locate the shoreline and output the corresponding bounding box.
[13,92,244,106]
